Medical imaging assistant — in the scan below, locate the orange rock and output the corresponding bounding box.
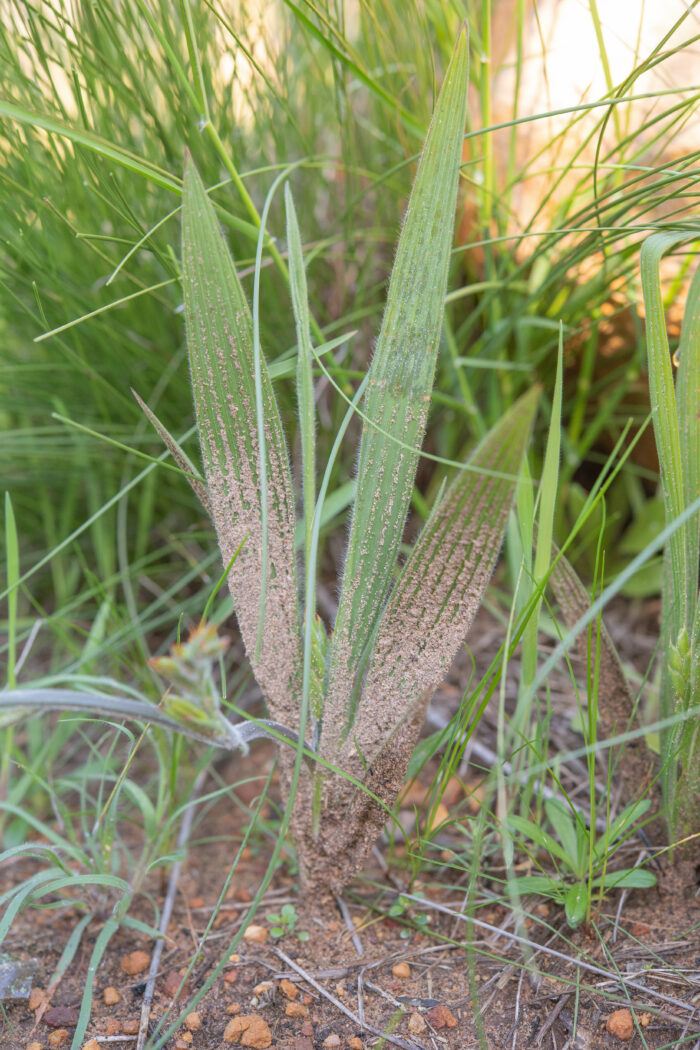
[29,987,47,1011]
[322,1036,341,1049]
[285,1001,308,1018]
[348,1039,363,1050]
[226,1003,242,1015]
[223,1014,272,1048]
[26,1043,44,1050]
[185,1012,202,1031]
[280,978,298,1000]
[102,986,120,1005]
[242,925,268,944]
[47,1032,69,1049]
[105,1018,121,1036]
[606,1009,634,1040]
[120,950,150,976]
[391,962,411,979]
[80,1041,100,1050]
[408,1012,426,1033]
[224,968,239,985]
[187,896,204,908]
[122,1019,140,1035]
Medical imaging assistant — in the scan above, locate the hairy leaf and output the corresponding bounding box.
[181,157,302,726]
[323,29,470,756]
[547,542,656,807]
[341,387,539,776]
[0,687,306,755]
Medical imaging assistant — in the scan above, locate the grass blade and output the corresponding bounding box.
[323,28,469,756]
[285,183,317,590]
[181,156,302,727]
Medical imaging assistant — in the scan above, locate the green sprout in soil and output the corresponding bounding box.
[265,903,309,942]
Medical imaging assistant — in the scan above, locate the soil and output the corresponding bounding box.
[2,606,700,1050]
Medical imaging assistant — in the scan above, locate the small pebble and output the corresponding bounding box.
[29,988,46,1011]
[243,925,268,944]
[229,953,241,963]
[253,981,273,996]
[322,1036,341,1049]
[280,978,298,1000]
[606,1009,634,1040]
[102,986,121,1006]
[122,1019,140,1035]
[285,1002,308,1018]
[392,962,411,979]
[185,1012,202,1031]
[44,1007,78,1028]
[81,1041,100,1050]
[120,950,150,976]
[175,1035,192,1048]
[105,1018,121,1036]
[25,1043,43,1050]
[223,1013,272,1047]
[224,969,239,985]
[408,1012,426,1034]
[426,1003,458,1029]
[47,1033,69,1049]
[348,1040,363,1050]
[188,896,204,908]
[227,1002,242,1015]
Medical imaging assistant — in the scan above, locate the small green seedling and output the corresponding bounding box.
[508,797,656,928]
[388,892,431,939]
[265,903,308,941]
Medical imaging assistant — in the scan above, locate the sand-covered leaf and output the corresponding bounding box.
[323,29,469,757]
[341,387,539,775]
[181,158,301,725]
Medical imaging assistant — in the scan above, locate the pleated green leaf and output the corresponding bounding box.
[323,29,469,756]
[340,387,539,776]
[181,157,301,726]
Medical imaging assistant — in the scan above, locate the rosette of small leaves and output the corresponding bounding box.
[508,797,656,928]
[388,892,431,939]
[265,903,308,942]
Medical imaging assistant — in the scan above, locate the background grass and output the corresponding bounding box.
[1,4,700,1025]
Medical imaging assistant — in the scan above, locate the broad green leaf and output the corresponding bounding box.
[507,876,563,897]
[342,387,539,776]
[564,882,588,927]
[678,266,700,718]
[322,30,470,756]
[544,798,580,867]
[640,232,700,840]
[603,798,651,851]
[507,813,571,868]
[640,232,692,632]
[181,157,302,728]
[591,868,657,890]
